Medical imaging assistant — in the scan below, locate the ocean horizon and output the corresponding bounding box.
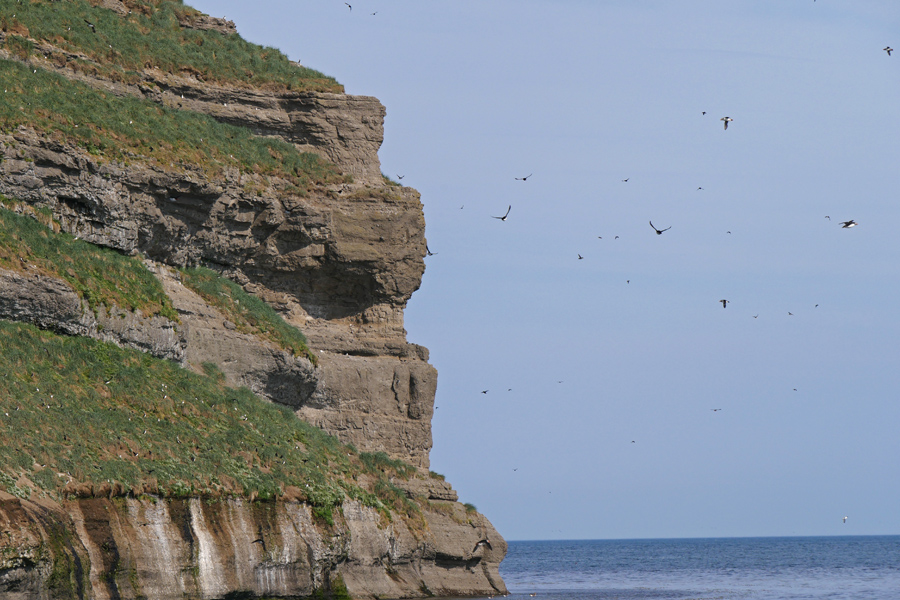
[489,535,900,600]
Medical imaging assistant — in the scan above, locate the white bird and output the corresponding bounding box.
[721,116,734,130]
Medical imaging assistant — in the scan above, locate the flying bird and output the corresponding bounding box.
[481,390,489,394]
[825,216,830,220]
[721,116,734,130]
[753,314,759,319]
[622,178,630,182]
[711,408,722,412]
[493,205,511,221]
[720,299,729,308]
[515,173,533,181]
[84,19,96,33]
[843,516,849,523]
[701,111,707,115]
[577,254,584,260]
[397,174,405,179]
[840,220,857,228]
[885,47,893,56]
[650,221,671,235]
[425,244,436,256]
[344,2,352,11]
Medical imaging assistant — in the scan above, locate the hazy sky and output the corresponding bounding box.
[188,0,900,541]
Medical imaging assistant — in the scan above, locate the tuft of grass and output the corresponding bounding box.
[180,266,315,363]
[0,0,342,92]
[463,502,477,513]
[0,320,417,516]
[0,59,348,194]
[0,200,178,320]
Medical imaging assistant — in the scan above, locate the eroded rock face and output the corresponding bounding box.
[0,9,507,596]
[0,493,507,600]
[0,127,433,465]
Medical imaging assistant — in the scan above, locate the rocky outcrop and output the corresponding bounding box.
[0,4,507,597]
[0,267,185,362]
[0,127,433,466]
[0,493,507,600]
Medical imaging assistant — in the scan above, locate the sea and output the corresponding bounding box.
[489,536,900,600]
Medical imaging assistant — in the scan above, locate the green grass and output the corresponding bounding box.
[0,200,178,320]
[0,320,418,519]
[0,58,348,193]
[180,266,315,363]
[0,0,342,92]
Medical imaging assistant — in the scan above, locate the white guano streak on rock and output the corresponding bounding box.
[224,498,262,590]
[68,502,112,600]
[190,498,228,599]
[128,498,188,597]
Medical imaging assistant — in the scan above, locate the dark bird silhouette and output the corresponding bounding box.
[344,2,352,11]
[788,312,794,316]
[721,116,734,130]
[720,299,729,308]
[701,111,707,115]
[753,314,759,319]
[622,178,630,182]
[397,174,405,179]
[885,47,893,56]
[840,220,857,228]
[825,216,830,220]
[577,254,584,260]
[493,205,511,221]
[515,173,533,181]
[650,221,671,235]
[84,19,96,33]
[425,244,435,256]
[711,408,722,412]
[481,390,489,394]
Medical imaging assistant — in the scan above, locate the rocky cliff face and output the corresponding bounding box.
[0,492,506,600]
[0,5,505,598]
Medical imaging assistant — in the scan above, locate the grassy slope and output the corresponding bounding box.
[0,319,418,524]
[0,0,342,92]
[0,199,179,319]
[0,58,348,193]
[180,266,316,363]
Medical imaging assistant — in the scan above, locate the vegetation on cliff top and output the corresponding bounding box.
[0,200,178,320]
[0,0,342,92]
[0,319,419,523]
[0,59,347,193]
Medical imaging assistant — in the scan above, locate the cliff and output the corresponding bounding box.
[0,2,505,598]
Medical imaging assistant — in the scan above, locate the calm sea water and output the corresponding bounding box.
[491,537,900,600]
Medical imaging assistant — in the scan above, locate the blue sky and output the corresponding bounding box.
[189,0,900,541]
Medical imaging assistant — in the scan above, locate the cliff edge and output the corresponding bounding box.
[0,2,505,598]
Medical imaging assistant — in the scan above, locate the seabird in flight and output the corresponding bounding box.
[650,221,671,235]
[493,205,511,221]
[885,47,893,56]
[577,254,584,260]
[843,516,849,523]
[425,244,435,256]
[515,173,533,181]
[840,220,857,228]
[344,2,352,11]
[719,299,729,308]
[721,116,734,130]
